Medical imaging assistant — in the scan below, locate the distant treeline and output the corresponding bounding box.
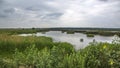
[0,27,120,31]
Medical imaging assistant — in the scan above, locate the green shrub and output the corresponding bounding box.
[87,34,94,37]
[0,34,120,68]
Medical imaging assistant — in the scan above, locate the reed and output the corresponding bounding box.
[0,33,120,68]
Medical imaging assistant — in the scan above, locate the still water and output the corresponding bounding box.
[20,31,115,49]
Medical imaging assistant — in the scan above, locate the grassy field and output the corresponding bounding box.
[0,29,120,68]
[0,29,37,35]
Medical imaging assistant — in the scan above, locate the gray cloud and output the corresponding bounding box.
[0,0,15,18]
[43,13,63,19]
[0,0,4,5]
[99,0,108,2]
[4,8,15,13]
[0,0,120,28]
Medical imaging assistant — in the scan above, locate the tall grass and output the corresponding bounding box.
[0,34,120,68]
[0,34,54,53]
[0,29,37,35]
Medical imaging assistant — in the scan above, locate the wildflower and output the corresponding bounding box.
[103,45,107,49]
[109,59,114,65]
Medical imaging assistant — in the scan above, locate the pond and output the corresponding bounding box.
[19,31,115,49]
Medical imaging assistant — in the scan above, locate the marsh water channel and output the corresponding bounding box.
[19,31,115,49]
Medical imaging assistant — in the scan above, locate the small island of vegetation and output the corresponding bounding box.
[86,34,94,37]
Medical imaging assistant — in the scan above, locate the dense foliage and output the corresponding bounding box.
[0,34,120,68]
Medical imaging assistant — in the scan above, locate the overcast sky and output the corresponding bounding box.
[0,0,120,28]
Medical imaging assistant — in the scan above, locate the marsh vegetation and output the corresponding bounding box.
[0,29,120,68]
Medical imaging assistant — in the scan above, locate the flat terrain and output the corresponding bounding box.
[0,28,120,68]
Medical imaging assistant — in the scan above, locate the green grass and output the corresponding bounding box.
[0,29,37,35]
[86,34,94,37]
[0,34,54,53]
[66,31,75,34]
[84,31,120,37]
[0,33,120,68]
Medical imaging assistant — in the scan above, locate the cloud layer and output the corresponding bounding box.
[0,0,120,28]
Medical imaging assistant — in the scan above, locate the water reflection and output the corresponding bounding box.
[19,31,115,49]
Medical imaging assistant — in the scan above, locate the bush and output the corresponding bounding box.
[87,34,94,37]
[0,34,120,68]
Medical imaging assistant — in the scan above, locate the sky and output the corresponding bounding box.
[0,0,120,28]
